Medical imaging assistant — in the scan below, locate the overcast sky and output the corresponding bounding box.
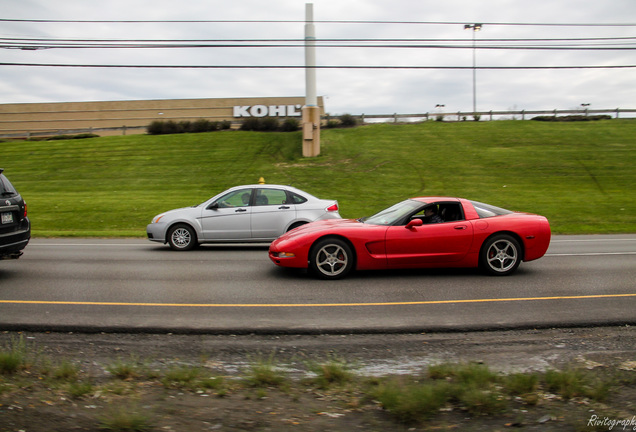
[1,0,635,115]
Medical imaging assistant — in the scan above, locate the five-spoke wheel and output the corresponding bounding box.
[480,234,521,276]
[309,238,354,279]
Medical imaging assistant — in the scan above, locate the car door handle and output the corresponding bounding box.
[235,208,247,213]
[454,225,467,230]
[278,206,290,210]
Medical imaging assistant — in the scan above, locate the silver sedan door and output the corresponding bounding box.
[200,188,252,240]
[250,188,297,239]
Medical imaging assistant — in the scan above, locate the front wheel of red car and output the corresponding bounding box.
[309,238,354,280]
[480,234,522,276]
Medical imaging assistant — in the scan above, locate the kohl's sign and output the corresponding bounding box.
[233,104,303,118]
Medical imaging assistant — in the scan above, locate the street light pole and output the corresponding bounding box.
[464,24,482,118]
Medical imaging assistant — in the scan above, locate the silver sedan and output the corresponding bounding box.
[147,184,341,250]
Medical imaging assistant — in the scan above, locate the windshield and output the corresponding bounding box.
[363,199,424,226]
[0,174,18,196]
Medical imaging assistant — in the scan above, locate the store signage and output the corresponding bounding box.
[233,104,303,118]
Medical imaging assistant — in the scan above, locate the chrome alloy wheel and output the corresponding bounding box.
[485,238,519,273]
[310,238,353,279]
[171,227,191,248]
[167,224,196,251]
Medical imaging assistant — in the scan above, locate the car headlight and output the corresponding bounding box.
[277,252,296,258]
[152,214,165,224]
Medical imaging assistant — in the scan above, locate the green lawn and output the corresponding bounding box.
[3,119,635,237]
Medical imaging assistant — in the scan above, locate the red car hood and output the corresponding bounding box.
[281,218,363,238]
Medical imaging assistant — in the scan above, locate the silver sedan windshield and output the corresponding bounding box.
[364,200,424,226]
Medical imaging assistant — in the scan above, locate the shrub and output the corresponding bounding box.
[47,133,99,140]
[68,381,94,399]
[259,117,280,132]
[190,119,209,132]
[307,358,354,389]
[531,114,612,122]
[161,365,202,389]
[244,356,287,388]
[338,113,357,127]
[0,350,23,374]
[503,372,539,395]
[240,117,262,131]
[178,121,192,133]
[98,404,153,432]
[0,335,31,374]
[147,119,227,135]
[372,378,453,423]
[544,368,611,401]
[107,356,142,380]
[161,120,181,135]
[544,368,591,399]
[146,120,164,135]
[280,118,300,132]
[53,360,79,381]
[459,385,506,415]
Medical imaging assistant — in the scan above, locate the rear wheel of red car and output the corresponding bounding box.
[167,224,197,251]
[480,234,521,276]
[309,238,354,280]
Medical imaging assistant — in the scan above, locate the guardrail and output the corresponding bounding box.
[1,108,634,139]
[351,108,636,123]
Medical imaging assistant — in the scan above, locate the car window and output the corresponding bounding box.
[0,174,18,196]
[364,200,423,226]
[410,204,441,224]
[215,189,252,208]
[254,188,287,206]
[438,203,464,222]
[288,192,307,204]
[470,200,513,218]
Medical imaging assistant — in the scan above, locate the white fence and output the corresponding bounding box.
[2,108,634,139]
[351,108,636,124]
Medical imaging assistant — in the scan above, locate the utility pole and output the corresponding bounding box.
[464,24,482,118]
[302,3,320,157]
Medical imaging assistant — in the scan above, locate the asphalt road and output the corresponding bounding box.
[0,235,634,333]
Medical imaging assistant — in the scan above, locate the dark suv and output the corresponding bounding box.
[0,169,30,260]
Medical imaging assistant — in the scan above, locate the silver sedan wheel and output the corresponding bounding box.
[310,238,353,279]
[168,224,196,251]
[481,235,521,275]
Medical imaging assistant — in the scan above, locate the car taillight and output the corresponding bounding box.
[326,203,339,212]
[23,201,27,218]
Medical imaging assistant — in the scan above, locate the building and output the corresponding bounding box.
[0,96,325,138]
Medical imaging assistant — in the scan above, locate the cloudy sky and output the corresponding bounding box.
[1,0,635,116]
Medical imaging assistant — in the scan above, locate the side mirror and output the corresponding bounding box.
[406,219,423,229]
[207,202,219,210]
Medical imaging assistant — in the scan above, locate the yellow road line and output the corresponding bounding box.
[1,293,635,308]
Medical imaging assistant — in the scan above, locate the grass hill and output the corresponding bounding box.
[3,119,635,237]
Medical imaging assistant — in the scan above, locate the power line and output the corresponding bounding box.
[3,36,636,50]
[2,62,635,70]
[4,44,635,50]
[4,36,636,42]
[1,18,636,26]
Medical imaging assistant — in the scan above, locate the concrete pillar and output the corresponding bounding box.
[302,105,320,157]
[303,3,320,157]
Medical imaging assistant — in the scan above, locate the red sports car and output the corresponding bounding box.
[269,197,551,279]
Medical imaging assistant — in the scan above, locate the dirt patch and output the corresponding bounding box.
[1,326,635,431]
